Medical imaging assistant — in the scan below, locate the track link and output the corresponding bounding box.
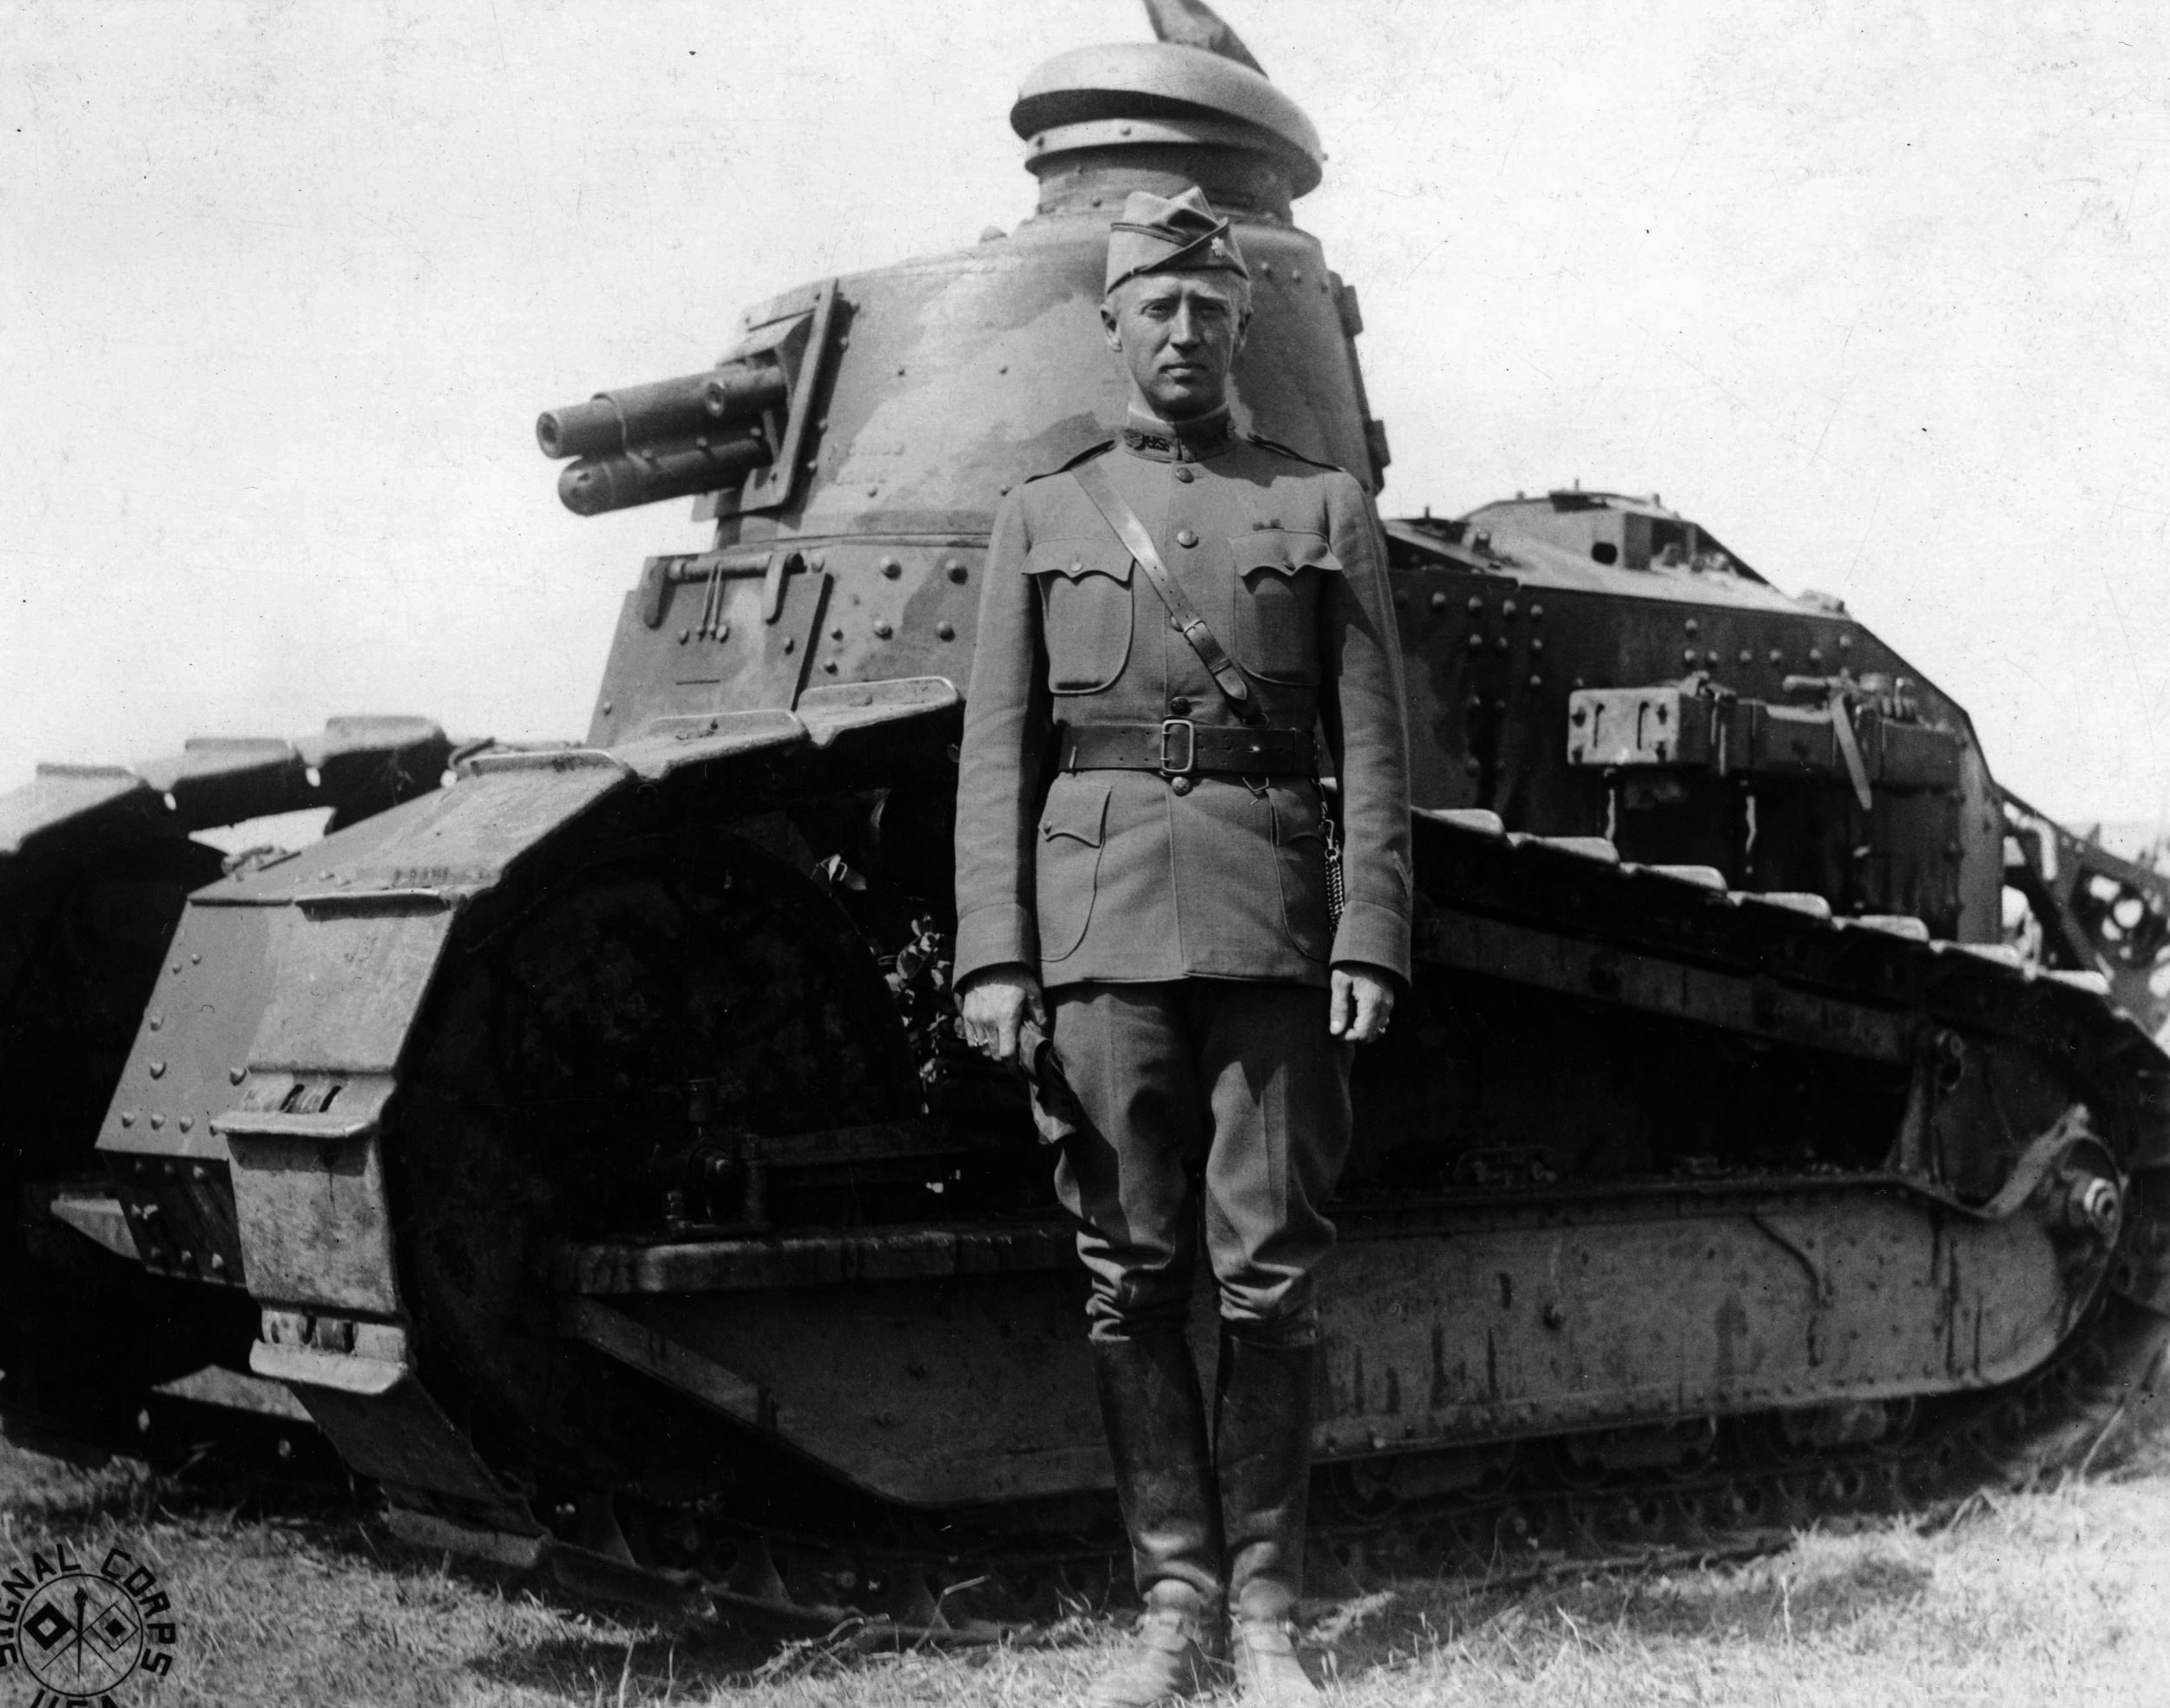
[501,1291,2167,1642]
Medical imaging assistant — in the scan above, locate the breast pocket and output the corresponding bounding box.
[1227,529,1341,686]
[1025,538,1134,693]
[1035,774,1111,962]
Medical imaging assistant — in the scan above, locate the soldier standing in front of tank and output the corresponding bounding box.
[952,186,1411,1707]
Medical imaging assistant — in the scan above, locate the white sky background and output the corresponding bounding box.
[3,0,2167,827]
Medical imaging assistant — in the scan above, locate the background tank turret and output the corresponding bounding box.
[3,0,2167,1626]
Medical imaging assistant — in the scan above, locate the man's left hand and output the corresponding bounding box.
[1329,964,1397,1043]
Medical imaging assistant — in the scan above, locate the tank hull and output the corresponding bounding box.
[70,705,2170,1586]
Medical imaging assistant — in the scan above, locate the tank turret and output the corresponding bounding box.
[540,5,1386,748]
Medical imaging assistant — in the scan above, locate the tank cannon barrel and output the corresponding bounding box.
[541,358,788,516]
[536,360,788,461]
[555,430,771,517]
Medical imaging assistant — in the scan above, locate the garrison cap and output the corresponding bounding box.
[1103,186,1250,294]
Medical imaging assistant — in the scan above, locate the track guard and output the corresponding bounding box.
[118,683,963,1519]
[173,766,632,1516]
[253,1324,529,1515]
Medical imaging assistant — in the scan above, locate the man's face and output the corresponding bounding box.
[1100,272,1250,420]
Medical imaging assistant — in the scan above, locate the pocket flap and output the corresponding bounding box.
[1272,783,1329,848]
[1231,529,1342,580]
[1025,538,1134,583]
[1041,777,1111,847]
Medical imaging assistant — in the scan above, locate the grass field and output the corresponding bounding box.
[6,1427,2170,1708]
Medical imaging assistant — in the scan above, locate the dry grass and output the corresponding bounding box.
[7,1432,2170,1707]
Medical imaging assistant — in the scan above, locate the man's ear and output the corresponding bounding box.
[1233,305,1253,354]
[1099,293,1123,354]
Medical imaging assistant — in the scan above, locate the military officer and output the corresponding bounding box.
[953,185,1411,1706]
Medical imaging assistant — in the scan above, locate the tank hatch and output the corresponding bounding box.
[1012,0,1325,216]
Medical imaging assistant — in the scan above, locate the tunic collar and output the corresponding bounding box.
[1120,404,1236,463]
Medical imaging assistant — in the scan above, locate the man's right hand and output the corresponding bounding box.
[957,965,1048,1066]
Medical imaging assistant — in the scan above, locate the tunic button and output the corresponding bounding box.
[1174,466,1194,483]
[1170,776,1194,796]
[1175,528,1199,548]
[1168,696,1191,714]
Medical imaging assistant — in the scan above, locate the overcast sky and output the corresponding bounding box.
[4,0,2167,828]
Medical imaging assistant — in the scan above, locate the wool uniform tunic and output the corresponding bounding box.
[953,409,1414,1337]
[953,413,1413,991]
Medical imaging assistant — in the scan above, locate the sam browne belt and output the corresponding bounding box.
[1057,719,1317,778]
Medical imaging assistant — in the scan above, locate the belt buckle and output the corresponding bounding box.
[1159,718,1197,777]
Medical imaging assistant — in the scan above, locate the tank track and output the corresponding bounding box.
[490,808,2170,1637]
[507,1290,2167,1646]
[14,738,2168,1642]
[23,1251,2154,1645]
[323,789,2170,1637]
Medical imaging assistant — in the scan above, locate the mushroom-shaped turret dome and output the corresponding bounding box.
[1009,2,1325,220]
[1010,41,1324,200]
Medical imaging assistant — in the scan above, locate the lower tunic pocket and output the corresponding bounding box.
[1036,776,1112,962]
[1272,783,1332,962]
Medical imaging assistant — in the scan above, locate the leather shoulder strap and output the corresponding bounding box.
[1024,438,1116,483]
[1244,433,1343,473]
[1070,457,1253,713]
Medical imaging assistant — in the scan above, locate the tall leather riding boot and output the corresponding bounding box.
[1088,1330,1227,1707]
[1216,1328,1324,1705]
